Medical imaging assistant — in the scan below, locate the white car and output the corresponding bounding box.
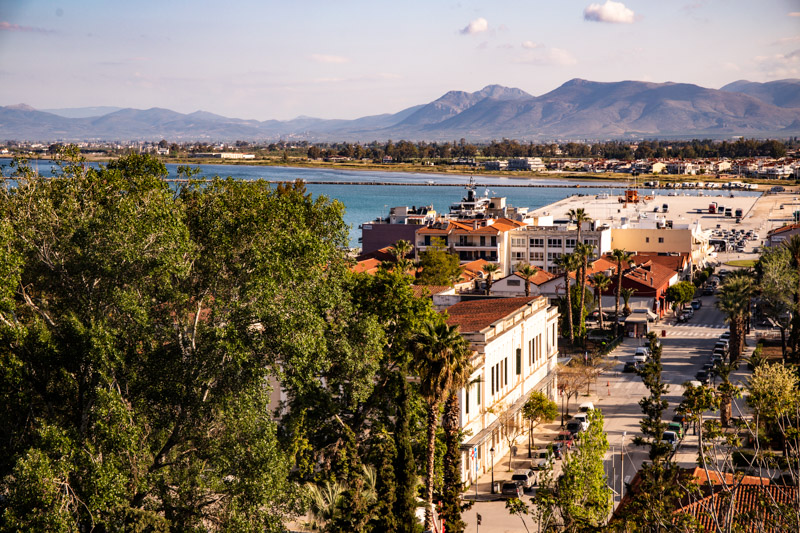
[634,346,650,358]
[572,412,590,431]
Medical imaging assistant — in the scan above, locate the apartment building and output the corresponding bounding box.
[445,296,559,486]
[507,223,612,275]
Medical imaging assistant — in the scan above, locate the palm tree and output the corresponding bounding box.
[482,263,500,295]
[714,361,739,428]
[590,272,612,331]
[555,253,580,344]
[441,345,474,533]
[574,242,594,337]
[391,239,413,261]
[567,207,593,246]
[621,287,637,316]
[306,480,344,529]
[717,276,753,364]
[517,263,539,297]
[411,320,471,531]
[782,234,800,357]
[610,248,633,333]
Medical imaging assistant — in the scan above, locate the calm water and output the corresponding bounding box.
[1,159,760,248]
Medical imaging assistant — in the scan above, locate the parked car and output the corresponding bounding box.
[702,287,715,296]
[530,448,556,469]
[666,422,684,439]
[684,307,694,318]
[634,346,650,358]
[662,430,679,450]
[501,480,524,497]
[579,402,595,413]
[691,300,702,310]
[623,361,641,373]
[566,420,584,436]
[554,431,574,450]
[572,413,590,431]
[511,469,537,490]
[695,370,710,384]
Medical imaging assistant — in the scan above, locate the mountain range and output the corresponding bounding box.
[2,79,800,142]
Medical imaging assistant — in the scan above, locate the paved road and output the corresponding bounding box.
[461,291,751,532]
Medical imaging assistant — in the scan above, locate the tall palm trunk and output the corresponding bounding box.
[424,400,441,531]
[595,285,605,331]
[564,269,574,343]
[441,391,466,533]
[615,264,623,334]
[578,255,588,336]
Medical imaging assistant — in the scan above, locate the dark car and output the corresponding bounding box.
[554,431,574,450]
[702,287,714,296]
[691,300,702,310]
[501,480,523,497]
[565,420,583,437]
[623,361,641,373]
[695,370,710,384]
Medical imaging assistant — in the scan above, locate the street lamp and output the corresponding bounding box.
[490,446,495,494]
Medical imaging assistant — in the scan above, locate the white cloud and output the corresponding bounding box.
[772,35,800,46]
[754,50,800,78]
[521,41,542,49]
[584,1,636,24]
[310,54,349,64]
[515,47,577,66]
[460,17,488,35]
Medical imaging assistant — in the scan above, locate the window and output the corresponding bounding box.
[565,238,577,248]
[507,279,521,286]
[491,236,497,246]
[530,251,544,261]
[491,366,495,395]
[466,389,469,414]
[424,235,431,246]
[476,382,480,405]
[548,238,562,247]
[530,238,544,248]
[583,238,597,246]
[645,237,650,243]
[516,348,522,375]
[459,236,469,245]
[512,251,525,261]
[504,357,508,386]
[547,252,563,261]
[511,237,526,247]
[658,237,664,243]
[480,236,486,246]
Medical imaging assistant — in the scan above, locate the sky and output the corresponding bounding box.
[1,0,799,121]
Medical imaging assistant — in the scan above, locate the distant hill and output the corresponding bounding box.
[719,79,800,108]
[3,79,800,141]
[41,106,124,119]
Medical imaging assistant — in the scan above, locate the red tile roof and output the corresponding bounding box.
[768,223,800,237]
[675,484,797,532]
[512,269,555,285]
[445,296,542,332]
[624,260,675,291]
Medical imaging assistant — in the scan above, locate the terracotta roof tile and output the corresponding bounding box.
[675,484,797,532]
[445,296,542,332]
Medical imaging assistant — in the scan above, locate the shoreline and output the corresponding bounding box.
[4,155,797,190]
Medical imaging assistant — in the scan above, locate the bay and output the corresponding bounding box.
[1,159,760,248]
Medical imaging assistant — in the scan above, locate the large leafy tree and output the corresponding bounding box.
[665,281,695,311]
[416,238,461,286]
[756,245,797,360]
[411,320,471,531]
[0,151,379,531]
[522,391,558,456]
[781,235,800,358]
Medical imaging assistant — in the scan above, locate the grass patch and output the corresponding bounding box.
[725,259,757,268]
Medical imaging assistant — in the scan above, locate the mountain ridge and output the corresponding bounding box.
[3,79,799,141]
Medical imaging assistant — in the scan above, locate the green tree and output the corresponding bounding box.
[482,262,500,295]
[716,275,753,363]
[574,241,595,339]
[1,152,334,530]
[782,234,800,358]
[516,262,539,298]
[665,280,695,311]
[416,238,461,286]
[534,409,611,530]
[522,391,558,457]
[411,320,471,531]
[590,271,612,330]
[555,253,581,344]
[756,245,797,360]
[621,287,637,316]
[610,249,633,334]
[635,333,671,462]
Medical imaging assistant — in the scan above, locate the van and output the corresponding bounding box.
[579,402,595,413]
[662,430,679,450]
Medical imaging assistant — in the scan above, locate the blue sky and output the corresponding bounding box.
[1,0,798,120]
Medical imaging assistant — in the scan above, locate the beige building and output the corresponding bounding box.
[610,220,712,271]
[446,296,559,486]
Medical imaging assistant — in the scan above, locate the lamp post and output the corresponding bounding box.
[490,446,495,494]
